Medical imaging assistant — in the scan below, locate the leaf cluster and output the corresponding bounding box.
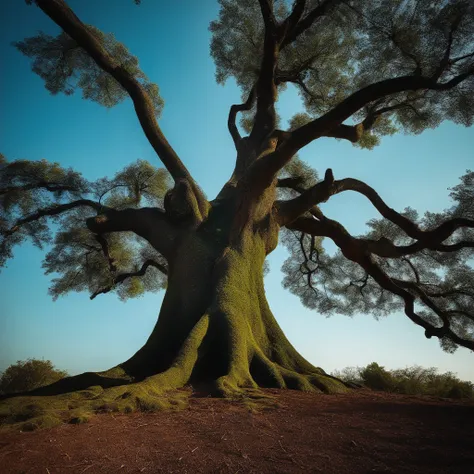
[211,0,474,146]
[1,157,171,301]
[14,26,164,115]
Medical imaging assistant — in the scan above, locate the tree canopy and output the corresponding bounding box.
[1,0,474,357]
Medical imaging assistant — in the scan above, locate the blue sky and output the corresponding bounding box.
[0,0,473,382]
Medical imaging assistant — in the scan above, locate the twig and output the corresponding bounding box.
[80,465,95,474]
[134,422,155,429]
[278,439,287,452]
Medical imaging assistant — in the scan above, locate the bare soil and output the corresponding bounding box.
[0,388,473,473]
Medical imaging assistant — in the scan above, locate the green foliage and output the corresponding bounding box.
[359,362,396,391]
[100,159,172,209]
[1,157,170,300]
[0,359,68,395]
[0,157,88,266]
[211,0,474,144]
[14,26,163,116]
[333,362,474,399]
[282,170,474,352]
[352,0,474,133]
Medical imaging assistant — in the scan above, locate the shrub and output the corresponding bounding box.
[0,359,69,395]
[359,362,395,391]
[332,363,474,399]
[331,366,363,385]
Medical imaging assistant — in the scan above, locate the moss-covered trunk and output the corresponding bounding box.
[115,219,346,396]
[0,189,349,431]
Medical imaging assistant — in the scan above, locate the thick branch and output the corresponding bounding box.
[90,258,168,300]
[322,102,413,142]
[278,0,306,42]
[34,0,207,216]
[86,207,178,259]
[95,233,116,273]
[287,215,474,351]
[276,169,334,225]
[334,178,474,242]
[277,176,305,189]
[284,71,474,154]
[250,0,279,143]
[278,175,474,256]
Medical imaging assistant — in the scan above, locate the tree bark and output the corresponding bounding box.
[1,194,348,406]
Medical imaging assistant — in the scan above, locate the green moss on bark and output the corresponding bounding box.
[0,208,350,431]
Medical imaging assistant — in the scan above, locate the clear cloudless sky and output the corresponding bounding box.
[0,0,473,382]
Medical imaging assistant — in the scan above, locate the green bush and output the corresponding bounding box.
[332,362,473,399]
[0,359,69,395]
[359,362,395,392]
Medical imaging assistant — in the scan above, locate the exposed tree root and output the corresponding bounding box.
[0,303,350,432]
[0,315,211,432]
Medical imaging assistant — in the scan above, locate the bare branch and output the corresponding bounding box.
[278,175,474,256]
[4,199,105,238]
[90,258,168,300]
[228,86,255,148]
[333,178,474,242]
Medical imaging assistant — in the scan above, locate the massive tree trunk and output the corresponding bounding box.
[120,226,343,395]
[1,185,348,419]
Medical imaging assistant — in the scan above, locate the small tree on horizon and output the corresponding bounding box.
[0,359,68,395]
[1,0,473,405]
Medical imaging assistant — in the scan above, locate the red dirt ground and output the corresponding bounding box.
[1,389,473,473]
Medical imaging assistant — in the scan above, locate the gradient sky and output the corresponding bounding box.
[0,0,473,382]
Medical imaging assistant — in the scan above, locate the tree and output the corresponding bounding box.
[0,359,68,395]
[1,0,473,407]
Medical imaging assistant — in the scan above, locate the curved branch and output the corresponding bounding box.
[90,258,168,300]
[4,199,105,237]
[34,0,207,216]
[334,178,474,241]
[276,168,334,225]
[228,86,255,148]
[284,70,474,154]
[287,215,474,351]
[277,174,474,257]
